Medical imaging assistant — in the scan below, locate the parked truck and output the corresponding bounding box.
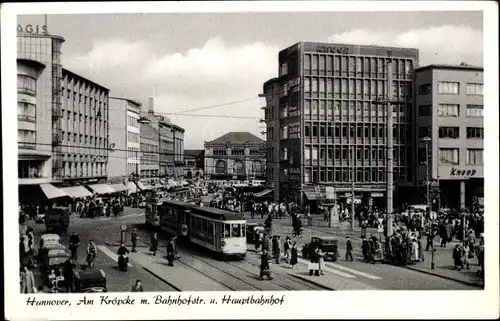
[45,206,70,233]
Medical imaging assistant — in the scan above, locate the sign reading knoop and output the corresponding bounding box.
[450,168,477,177]
[17,24,48,35]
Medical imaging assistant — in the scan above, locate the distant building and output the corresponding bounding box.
[108,97,142,183]
[17,27,65,187]
[414,64,484,210]
[204,132,266,182]
[172,124,185,178]
[58,68,110,185]
[140,98,160,180]
[184,149,205,179]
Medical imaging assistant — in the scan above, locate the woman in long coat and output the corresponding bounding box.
[20,266,36,293]
[290,242,298,270]
[150,232,159,256]
[317,248,325,275]
[410,239,419,263]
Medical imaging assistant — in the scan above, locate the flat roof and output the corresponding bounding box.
[415,64,483,73]
[62,68,110,91]
[263,77,280,88]
[282,41,419,56]
[110,96,142,107]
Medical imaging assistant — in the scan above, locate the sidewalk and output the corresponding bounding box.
[255,215,484,288]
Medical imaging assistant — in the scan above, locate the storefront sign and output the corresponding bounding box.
[316,46,349,54]
[17,24,48,35]
[289,168,300,175]
[450,168,476,177]
[371,192,384,198]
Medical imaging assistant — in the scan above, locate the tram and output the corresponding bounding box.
[156,200,247,259]
[144,187,193,227]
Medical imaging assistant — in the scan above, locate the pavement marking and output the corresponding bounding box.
[97,245,133,267]
[297,258,356,279]
[327,263,382,280]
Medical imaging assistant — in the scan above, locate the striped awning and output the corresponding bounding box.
[87,184,116,195]
[303,190,320,200]
[253,189,274,198]
[39,184,69,200]
[109,183,128,193]
[137,182,152,190]
[60,186,93,198]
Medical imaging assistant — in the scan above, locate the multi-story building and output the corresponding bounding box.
[17,25,65,191]
[262,78,281,201]
[158,116,174,178]
[108,97,142,183]
[172,125,185,178]
[204,132,266,182]
[58,68,110,185]
[140,98,160,179]
[263,42,419,211]
[184,149,205,179]
[415,64,484,210]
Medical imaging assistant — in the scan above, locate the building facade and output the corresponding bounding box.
[58,68,110,185]
[415,64,484,210]
[157,116,174,178]
[204,132,266,181]
[264,42,419,210]
[184,149,205,179]
[172,125,185,178]
[108,97,141,183]
[17,26,64,186]
[262,78,281,201]
[140,98,160,179]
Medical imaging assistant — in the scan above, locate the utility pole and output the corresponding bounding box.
[350,146,355,230]
[424,137,435,269]
[386,62,394,218]
[135,149,139,208]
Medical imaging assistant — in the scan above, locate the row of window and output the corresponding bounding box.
[420,148,483,165]
[17,102,36,123]
[418,82,483,96]
[212,149,264,156]
[61,161,107,178]
[17,75,37,96]
[303,78,411,99]
[303,55,413,79]
[303,100,406,121]
[128,131,140,144]
[434,127,484,139]
[18,160,45,179]
[303,167,410,184]
[418,104,484,117]
[304,146,408,163]
[304,123,409,141]
[61,85,107,102]
[61,131,108,147]
[127,115,139,128]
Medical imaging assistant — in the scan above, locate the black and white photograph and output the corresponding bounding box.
[2,1,499,320]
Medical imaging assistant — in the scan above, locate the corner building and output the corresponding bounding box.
[17,29,64,187]
[265,42,419,211]
[415,65,484,210]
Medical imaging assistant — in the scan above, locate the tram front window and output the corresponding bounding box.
[231,224,242,237]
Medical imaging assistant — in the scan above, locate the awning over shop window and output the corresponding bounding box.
[60,186,93,199]
[109,183,128,193]
[253,189,274,198]
[137,182,152,191]
[87,184,116,195]
[39,184,69,200]
[154,184,165,189]
[126,182,137,194]
[303,190,320,201]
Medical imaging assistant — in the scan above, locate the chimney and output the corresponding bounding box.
[148,97,154,114]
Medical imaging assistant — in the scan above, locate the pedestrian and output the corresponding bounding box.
[463,243,471,270]
[417,236,424,262]
[261,233,270,253]
[131,279,144,292]
[20,266,36,294]
[410,238,419,263]
[166,239,175,266]
[284,236,292,263]
[345,236,353,261]
[318,248,325,275]
[452,244,463,271]
[361,236,370,262]
[272,235,281,264]
[290,242,298,270]
[150,232,159,256]
[309,246,320,276]
[260,250,273,280]
[131,229,139,252]
[361,220,367,238]
[62,258,75,293]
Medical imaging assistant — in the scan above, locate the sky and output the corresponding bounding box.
[18,11,484,149]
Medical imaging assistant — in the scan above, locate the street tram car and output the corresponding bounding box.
[155,200,247,260]
[145,196,170,227]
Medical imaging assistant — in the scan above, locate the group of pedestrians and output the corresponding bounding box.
[73,195,125,219]
[148,232,178,266]
[257,232,299,280]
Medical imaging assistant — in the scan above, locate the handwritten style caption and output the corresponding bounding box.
[25,294,286,307]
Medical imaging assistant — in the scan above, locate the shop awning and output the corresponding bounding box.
[137,182,152,191]
[126,182,137,194]
[154,183,165,189]
[303,190,320,201]
[253,189,274,198]
[39,184,69,200]
[87,184,116,195]
[109,183,128,193]
[60,186,93,199]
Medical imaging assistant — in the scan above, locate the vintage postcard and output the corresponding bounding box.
[2,1,499,320]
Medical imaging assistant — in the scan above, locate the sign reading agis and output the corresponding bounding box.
[17,24,48,35]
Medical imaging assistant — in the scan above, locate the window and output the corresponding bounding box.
[466,104,483,117]
[418,83,431,95]
[304,55,311,72]
[280,62,288,77]
[231,224,242,237]
[312,125,318,137]
[320,147,325,160]
[305,124,311,137]
[438,81,459,94]
[418,105,432,117]
[213,149,227,156]
[17,74,36,95]
[304,78,311,96]
[439,148,459,165]
[231,149,244,156]
[304,146,311,160]
[438,104,459,117]
[18,129,36,147]
[304,100,311,116]
[466,83,483,96]
[312,147,318,160]
[17,102,36,122]
[467,149,483,165]
[466,127,484,139]
[438,127,459,139]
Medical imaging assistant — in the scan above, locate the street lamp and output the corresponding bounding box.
[136,116,150,207]
[421,136,435,269]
